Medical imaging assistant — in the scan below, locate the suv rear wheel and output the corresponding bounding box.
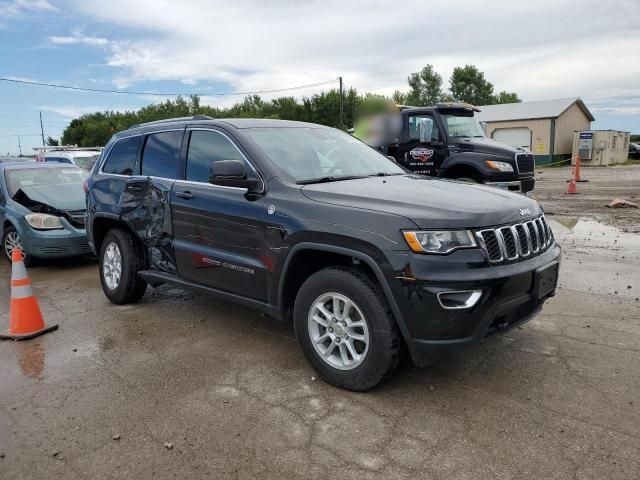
[294,267,401,391]
[99,228,147,304]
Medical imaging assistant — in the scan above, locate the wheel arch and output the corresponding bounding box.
[277,243,411,341]
[91,214,146,264]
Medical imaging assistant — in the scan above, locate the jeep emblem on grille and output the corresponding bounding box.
[519,208,532,216]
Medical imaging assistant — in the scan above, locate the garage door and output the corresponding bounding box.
[492,128,532,149]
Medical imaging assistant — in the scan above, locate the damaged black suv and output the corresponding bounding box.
[86,117,561,391]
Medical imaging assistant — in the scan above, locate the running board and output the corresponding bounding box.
[137,270,282,321]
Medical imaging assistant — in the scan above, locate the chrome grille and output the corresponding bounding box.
[476,215,553,264]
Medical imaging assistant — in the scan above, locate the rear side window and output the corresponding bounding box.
[186,130,245,183]
[141,130,183,179]
[102,136,142,175]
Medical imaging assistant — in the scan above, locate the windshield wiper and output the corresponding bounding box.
[368,172,404,177]
[297,175,366,185]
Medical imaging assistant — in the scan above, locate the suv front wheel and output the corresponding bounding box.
[294,267,402,391]
[99,228,147,304]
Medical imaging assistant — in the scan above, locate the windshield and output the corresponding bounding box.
[245,127,405,183]
[71,154,100,170]
[5,166,85,197]
[443,114,485,138]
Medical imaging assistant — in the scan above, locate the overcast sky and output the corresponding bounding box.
[1,0,639,154]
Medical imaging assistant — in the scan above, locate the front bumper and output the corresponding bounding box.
[384,244,561,367]
[485,177,535,194]
[17,218,91,258]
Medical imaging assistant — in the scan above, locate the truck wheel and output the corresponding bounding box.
[294,267,402,391]
[2,225,33,266]
[99,228,147,304]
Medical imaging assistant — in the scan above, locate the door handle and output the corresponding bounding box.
[175,191,194,200]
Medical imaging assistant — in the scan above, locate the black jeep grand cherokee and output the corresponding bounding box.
[86,116,560,391]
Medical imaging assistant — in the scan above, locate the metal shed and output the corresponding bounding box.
[476,98,594,165]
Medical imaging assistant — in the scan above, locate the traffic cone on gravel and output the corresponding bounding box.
[567,154,589,183]
[0,249,57,340]
[566,168,578,194]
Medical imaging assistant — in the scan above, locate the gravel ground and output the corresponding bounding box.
[0,167,639,479]
[534,165,640,232]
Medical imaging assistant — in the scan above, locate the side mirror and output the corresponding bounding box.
[209,160,260,192]
[418,118,433,143]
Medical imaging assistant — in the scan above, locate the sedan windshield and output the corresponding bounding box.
[443,114,485,138]
[245,127,405,183]
[5,166,85,197]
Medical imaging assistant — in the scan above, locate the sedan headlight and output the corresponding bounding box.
[25,213,64,230]
[485,160,514,172]
[403,230,477,254]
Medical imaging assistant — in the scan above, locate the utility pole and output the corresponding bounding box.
[39,111,45,147]
[338,76,344,130]
[17,135,22,156]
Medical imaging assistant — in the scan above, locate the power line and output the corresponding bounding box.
[0,77,339,97]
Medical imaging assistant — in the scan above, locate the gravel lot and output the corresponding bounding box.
[534,164,640,232]
[1,167,639,479]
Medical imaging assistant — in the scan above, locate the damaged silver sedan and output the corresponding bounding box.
[0,162,90,265]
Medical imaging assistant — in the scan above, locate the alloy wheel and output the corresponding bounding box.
[307,292,370,370]
[4,231,23,259]
[103,242,122,290]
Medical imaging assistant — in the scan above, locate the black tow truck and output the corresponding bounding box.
[385,103,535,194]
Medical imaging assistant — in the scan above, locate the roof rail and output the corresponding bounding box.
[130,115,214,129]
[33,145,104,152]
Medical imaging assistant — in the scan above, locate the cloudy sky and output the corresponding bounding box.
[1,0,639,154]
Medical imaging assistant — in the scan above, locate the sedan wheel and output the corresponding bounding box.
[4,230,23,259]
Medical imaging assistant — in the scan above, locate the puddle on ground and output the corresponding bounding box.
[547,216,640,250]
[546,216,640,298]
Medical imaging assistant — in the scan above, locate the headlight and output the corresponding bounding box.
[25,213,64,230]
[485,160,514,172]
[403,230,477,254]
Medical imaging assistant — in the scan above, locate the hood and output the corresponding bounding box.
[13,183,85,211]
[300,175,541,229]
[450,136,523,159]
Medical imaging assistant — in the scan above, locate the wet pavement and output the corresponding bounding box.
[1,217,639,479]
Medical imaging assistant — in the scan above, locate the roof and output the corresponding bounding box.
[476,98,595,123]
[214,118,328,129]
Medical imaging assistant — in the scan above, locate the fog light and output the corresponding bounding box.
[436,290,482,310]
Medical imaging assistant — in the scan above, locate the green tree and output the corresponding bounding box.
[493,90,520,104]
[46,136,59,146]
[391,90,407,105]
[406,65,443,106]
[449,65,495,106]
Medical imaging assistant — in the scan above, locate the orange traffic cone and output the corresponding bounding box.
[0,249,58,340]
[566,168,578,194]
[569,154,589,183]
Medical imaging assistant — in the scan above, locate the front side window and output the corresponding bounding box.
[102,136,142,175]
[408,115,440,142]
[186,130,246,183]
[141,131,183,178]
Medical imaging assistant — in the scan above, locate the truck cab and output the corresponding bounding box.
[387,103,535,193]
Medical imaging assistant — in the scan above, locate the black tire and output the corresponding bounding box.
[294,267,402,391]
[99,228,147,304]
[2,225,33,266]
